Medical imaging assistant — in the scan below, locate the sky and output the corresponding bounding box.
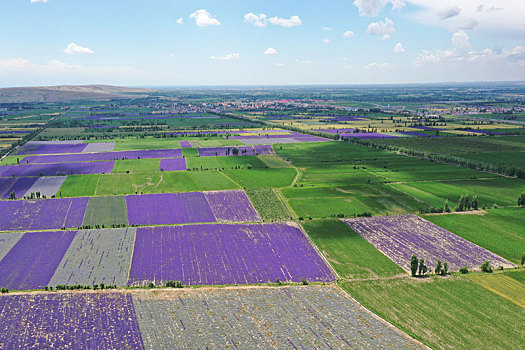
[0,0,524,87]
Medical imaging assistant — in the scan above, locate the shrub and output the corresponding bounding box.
[301,278,308,285]
[481,261,493,273]
[521,253,525,266]
[459,267,469,274]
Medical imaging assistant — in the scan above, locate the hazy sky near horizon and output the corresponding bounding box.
[0,0,524,87]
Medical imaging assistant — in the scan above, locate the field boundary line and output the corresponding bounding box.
[295,222,340,281]
[273,188,297,219]
[218,170,243,189]
[335,283,431,350]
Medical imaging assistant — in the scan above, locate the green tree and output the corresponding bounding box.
[443,262,448,275]
[518,194,525,206]
[472,195,478,210]
[434,260,442,275]
[481,261,493,273]
[410,254,418,276]
[418,257,425,275]
[444,200,451,213]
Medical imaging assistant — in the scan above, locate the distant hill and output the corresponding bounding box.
[0,85,153,103]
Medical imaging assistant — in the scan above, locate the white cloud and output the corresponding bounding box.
[437,6,462,20]
[244,13,302,28]
[176,17,183,24]
[365,62,392,68]
[343,30,355,38]
[296,59,312,64]
[394,42,405,54]
[406,0,525,35]
[268,15,302,28]
[275,62,285,67]
[63,43,94,55]
[189,9,220,27]
[264,47,277,55]
[341,65,353,69]
[413,30,525,67]
[353,0,405,17]
[322,26,332,31]
[451,30,471,52]
[323,39,331,44]
[170,54,176,59]
[244,13,268,27]
[210,53,240,61]
[367,17,395,38]
[30,0,48,3]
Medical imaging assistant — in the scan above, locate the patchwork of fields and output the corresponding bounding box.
[0,103,523,349]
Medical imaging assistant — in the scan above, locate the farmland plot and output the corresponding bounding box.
[49,228,136,286]
[246,188,292,221]
[159,158,187,171]
[128,223,334,286]
[0,177,38,199]
[0,161,114,177]
[23,149,182,164]
[132,285,422,349]
[23,176,67,198]
[82,142,115,152]
[343,215,514,272]
[0,292,144,349]
[469,274,525,308]
[0,232,24,262]
[0,197,88,231]
[204,190,261,222]
[0,231,76,290]
[126,192,215,226]
[82,196,128,227]
[15,142,88,155]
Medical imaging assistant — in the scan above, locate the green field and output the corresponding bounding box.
[58,171,238,196]
[113,159,161,173]
[282,184,425,218]
[424,208,525,264]
[82,196,128,226]
[301,220,403,279]
[186,156,266,170]
[246,188,292,221]
[469,273,525,308]
[341,276,525,350]
[223,168,297,188]
[111,138,182,151]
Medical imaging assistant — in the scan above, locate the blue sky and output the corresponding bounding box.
[0,0,524,87]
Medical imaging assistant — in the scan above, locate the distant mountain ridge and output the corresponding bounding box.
[0,85,153,103]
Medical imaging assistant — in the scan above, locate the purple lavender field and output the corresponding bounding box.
[128,223,334,286]
[179,140,192,148]
[15,142,88,155]
[339,132,399,140]
[159,158,187,171]
[126,192,216,226]
[0,161,114,176]
[0,231,77,290]
[0,177,38,199]
[23,148,182,164]
[343,215,515,272]
[0,293,144,348]
[0,197,88,231]
[204,190,261,222]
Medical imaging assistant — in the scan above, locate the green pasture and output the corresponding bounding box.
[186,156,266,170]
[112,159,160,173]
[82,196,128,226]
[57,171,238,196]
[223,168,296,188]
[340,276,525,350]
